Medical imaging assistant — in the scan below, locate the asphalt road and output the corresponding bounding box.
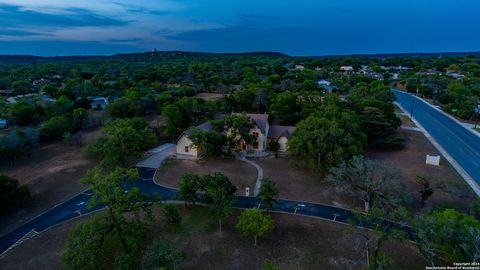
[0,149,413,257]
[393,90,480,188]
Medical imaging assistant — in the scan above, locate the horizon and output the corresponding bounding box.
[0,0,479,56]
[2,49,480,58]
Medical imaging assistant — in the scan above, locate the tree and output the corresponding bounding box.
[349,206,408,269]
[142,239,185,270]
[87,118,157,167]
[0,132,23,165]
[327,156,403,212]
[17,127,39,158]
[108,97,143,118]
[211,113,254,154]
[416,175,434,208]
[413,215,439,267]
[254,89,269,112]
[39,115,72,141]
[186,127,226,157]
[258,177,279,211]
[62,216,113,270]
[162,104,184,139]
[414,209,480,263]
[236,208,275,246]
[359,106,404,148]
[303,79,317,91]
[202,172,236,232]
[178,173,201,208]
[269,91,302,125]
[162,204,182,230]
[64,166,156,269]
[0,174,30,213]
[289,106,366,172]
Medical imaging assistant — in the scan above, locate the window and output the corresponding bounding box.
[253,142,259,149]
[185,146,189,152]
[252,131,259,137]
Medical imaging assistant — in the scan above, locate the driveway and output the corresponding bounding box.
[136,143,175,169]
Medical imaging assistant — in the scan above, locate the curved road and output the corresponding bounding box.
[393,90,480,193]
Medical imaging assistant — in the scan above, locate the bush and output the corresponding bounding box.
[0,174,31,213]
[142,239,185,270]
[162,204,182,230]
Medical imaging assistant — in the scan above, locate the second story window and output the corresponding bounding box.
[252,131,259,137]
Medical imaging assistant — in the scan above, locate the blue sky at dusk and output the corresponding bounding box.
[0,0,478,56]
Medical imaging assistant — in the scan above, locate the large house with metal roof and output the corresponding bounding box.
[175,113,296,158]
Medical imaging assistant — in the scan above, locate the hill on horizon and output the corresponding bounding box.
[0,50,479,65]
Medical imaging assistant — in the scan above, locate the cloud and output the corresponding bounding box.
[240,14,281,21]
[107,38,143,42]
[0,4,129,28]
[0,28,45,36]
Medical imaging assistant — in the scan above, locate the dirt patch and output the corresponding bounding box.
[0,215,89,270]
[154,158,257,196]
[254,156,358,209]
[195,92,226,101]
[0,142,97,235]
[0,206,425,270]
[367,130,477,213]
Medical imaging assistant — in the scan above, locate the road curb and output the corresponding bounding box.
[394,100,480,197]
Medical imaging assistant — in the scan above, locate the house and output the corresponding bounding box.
[317,80,331,86]
[294,65,305,71]
[340,66,354,72]
[32,78,50,86]
[317,80,337,93]
[176,121,214,158]
[267,125,296,152]
[0,118,8,129]
[90,97,109,110]
[175,113,296,158]
[446,71,464,80]
[237,113,270,152]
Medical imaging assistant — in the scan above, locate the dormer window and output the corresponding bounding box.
[252,131,259,137]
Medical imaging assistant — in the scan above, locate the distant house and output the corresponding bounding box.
[175,113,296,158]
[317,80,331,86]
[32,78,50,86]
[176,121,214,158]
[340,66,354,72]
[294,65,305,71]
[90,97,109,110]
[317,80,337,93]
[0,118,8,129]
[267,125,296,152]
[446,71,464,80]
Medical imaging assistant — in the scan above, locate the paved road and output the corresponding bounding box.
[393,90,480,189]
[0,148,413,257]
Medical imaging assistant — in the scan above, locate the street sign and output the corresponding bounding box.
[451,109,458,112]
